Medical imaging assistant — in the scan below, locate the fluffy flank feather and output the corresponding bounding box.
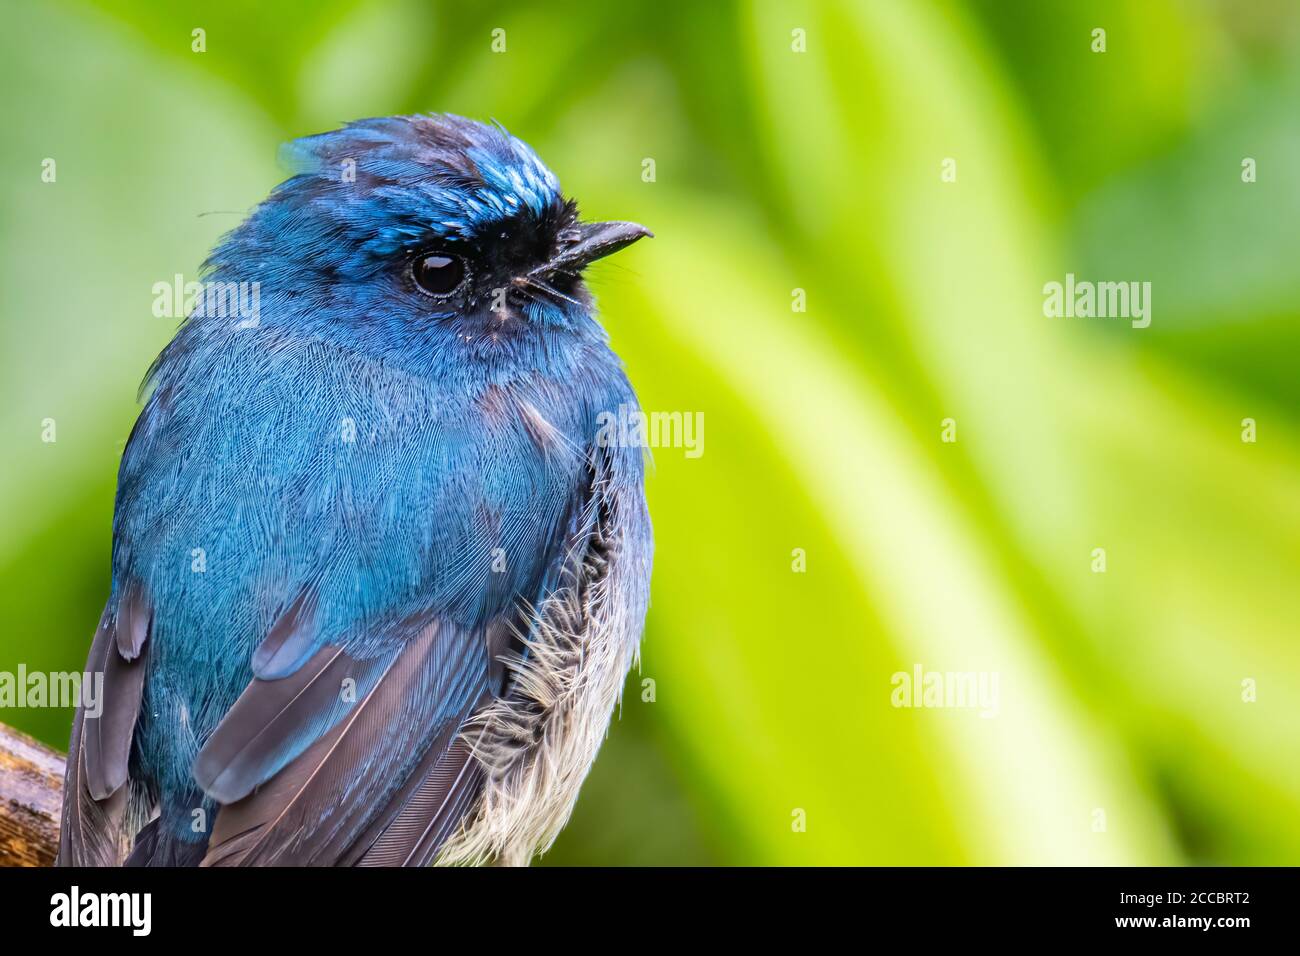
[436,459,648,866]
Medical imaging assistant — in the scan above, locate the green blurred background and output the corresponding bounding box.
[2,0,1298,865]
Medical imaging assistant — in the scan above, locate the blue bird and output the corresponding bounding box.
[57,114,653,867]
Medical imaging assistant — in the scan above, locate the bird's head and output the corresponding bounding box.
[206,114,650,351]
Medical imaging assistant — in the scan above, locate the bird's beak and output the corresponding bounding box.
[532,220,653,278]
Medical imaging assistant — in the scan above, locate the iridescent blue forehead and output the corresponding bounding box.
[274,114,566,253]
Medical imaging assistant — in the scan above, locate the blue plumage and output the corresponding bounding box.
[58,115,653,867]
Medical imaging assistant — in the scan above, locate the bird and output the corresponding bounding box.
[57,114,653,867]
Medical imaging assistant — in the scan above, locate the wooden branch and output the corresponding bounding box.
[0,722,64,867]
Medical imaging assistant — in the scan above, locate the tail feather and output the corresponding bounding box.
[123,814,209,867]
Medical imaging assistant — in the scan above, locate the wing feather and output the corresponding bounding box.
[199,616,491,866]
[58,591,151,866]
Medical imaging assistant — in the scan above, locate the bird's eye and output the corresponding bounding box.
[411,252,467,297]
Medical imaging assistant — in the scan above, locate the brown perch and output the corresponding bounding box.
[0,722,63,866]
